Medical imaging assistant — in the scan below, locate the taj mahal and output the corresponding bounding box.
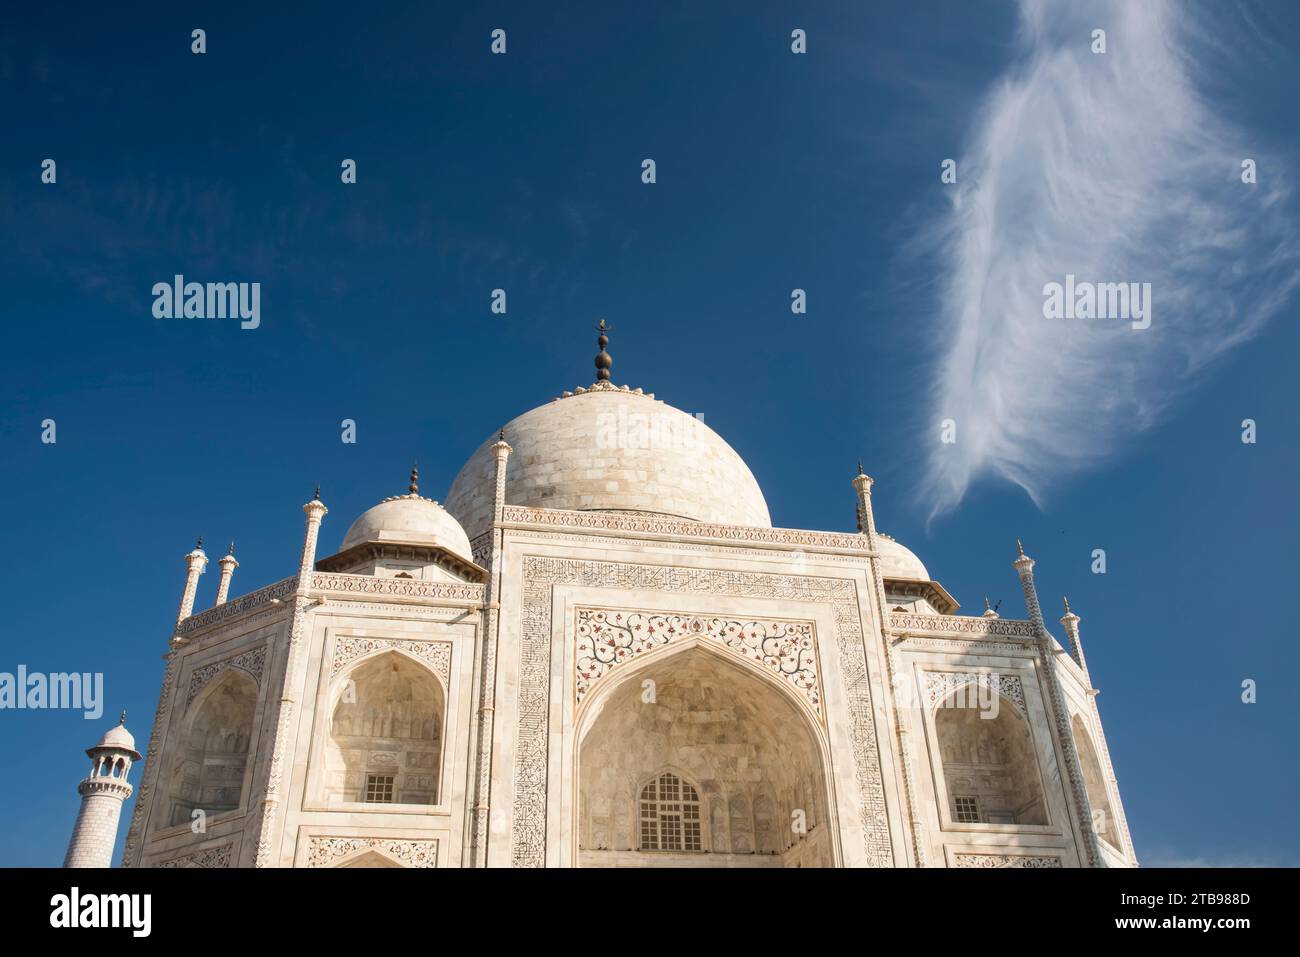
[63,325,1136,868]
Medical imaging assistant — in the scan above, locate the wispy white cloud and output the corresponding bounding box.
[920,0,1300,516]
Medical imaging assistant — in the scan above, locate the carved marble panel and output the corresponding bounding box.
[924,671,1027,718]
[186,647,267,705]
[575,609,821,716]
[305,837,438,868]
[889,612,1036,639]
[177,577,295,636]
[329,636,452,683]
[503,505,873,552]
[312,572,482,603]
[952,853,1062,868]
[157,842,234,868]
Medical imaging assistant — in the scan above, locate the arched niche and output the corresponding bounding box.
[169,670,257,826]
[577,643,834,867]
[1072,714,1120,849]
[323,651,445,806]
[934,690,1047,826]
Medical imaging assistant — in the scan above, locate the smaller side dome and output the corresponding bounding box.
[341,495,474,563]
[877,534,930,581]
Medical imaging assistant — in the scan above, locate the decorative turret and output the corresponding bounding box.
[63,712,142,868]
[1061,596,1090,679]
[491,429,513,516]
[299,486,328,580]
[176,537,208,627]
[215,542,238,606]
[852,462,880,544]
[1012,539,1044,628]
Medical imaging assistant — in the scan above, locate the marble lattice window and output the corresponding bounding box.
[954,795,981,823]
[639,772,702,852]
[364,773,395,803]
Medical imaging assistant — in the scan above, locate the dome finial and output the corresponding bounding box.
[195,536,203,550]
[409,461,420,496]
[594,319,612,382]
[119,709,126,726]
[314,483,321,501]
[1016,538,1025,558]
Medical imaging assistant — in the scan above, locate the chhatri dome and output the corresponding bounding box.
[445,320,771,541]
[876,534,930,582]
[93,719,140,756]
[339,464,474,563]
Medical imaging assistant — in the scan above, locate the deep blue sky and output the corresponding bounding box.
[1,1,1296,867]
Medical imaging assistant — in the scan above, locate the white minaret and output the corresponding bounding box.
[214,542,238,606]
[64,713,142,868]
[177,537,208,625]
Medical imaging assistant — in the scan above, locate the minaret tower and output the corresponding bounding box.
[214,542,238,606]
[63,712,142,868]
[177,537,208,625]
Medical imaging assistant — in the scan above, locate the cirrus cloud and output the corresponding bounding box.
[921,0,1300,517]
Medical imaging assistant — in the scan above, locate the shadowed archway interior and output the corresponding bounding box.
[324,652,445,806]
[578,646,833,868]
[1072,714,1119,849]
[934,692,1048,826]
[168,670,257,827]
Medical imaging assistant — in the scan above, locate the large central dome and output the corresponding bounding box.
[445,383,771,541]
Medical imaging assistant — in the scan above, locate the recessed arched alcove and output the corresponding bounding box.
[1072,714,1120,849]
[168,670,257,826]
[934,691,1047,826]
[323,651,445,806]
[577,644,833,867]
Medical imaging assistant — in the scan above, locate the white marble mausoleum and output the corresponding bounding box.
[66,326,1136,869]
